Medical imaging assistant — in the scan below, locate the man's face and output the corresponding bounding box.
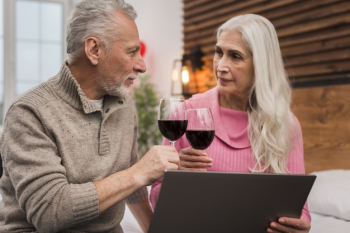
[97,11,146,98]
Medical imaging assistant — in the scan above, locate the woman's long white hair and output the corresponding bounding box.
[217,14,297,173]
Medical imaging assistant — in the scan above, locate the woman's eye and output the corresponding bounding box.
[232,54,241,60]
[215,49,223,55]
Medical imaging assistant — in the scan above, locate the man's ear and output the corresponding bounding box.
[85,37,102,65]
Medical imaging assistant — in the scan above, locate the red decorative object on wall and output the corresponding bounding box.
[140,41,146,57]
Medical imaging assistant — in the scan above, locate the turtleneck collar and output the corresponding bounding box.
[48,62,120,114]
[187,87,250,149]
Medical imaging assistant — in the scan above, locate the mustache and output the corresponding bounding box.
[126,74,138,80]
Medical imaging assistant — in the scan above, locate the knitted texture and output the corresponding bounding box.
[0,62,148,232]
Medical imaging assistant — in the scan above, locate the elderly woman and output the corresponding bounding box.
[151,14,311,233]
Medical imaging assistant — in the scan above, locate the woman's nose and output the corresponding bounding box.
[216,57,229,72]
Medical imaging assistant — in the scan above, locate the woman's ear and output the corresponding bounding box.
[85,37,101,65]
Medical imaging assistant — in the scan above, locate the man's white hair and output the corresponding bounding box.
[217,14,297,174]
[66,0,137,63]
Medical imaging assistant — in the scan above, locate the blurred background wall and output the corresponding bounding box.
[127,0,183,99]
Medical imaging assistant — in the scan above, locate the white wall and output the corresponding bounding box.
[72,0,183,98]
[127,0,183,98]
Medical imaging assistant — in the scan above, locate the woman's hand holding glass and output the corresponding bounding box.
[179,108,215,171]
[179,147,212,171]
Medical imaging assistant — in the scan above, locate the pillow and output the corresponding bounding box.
[308,169,350,220]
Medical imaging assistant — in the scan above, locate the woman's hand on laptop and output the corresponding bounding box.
[179,147,212,171]
[266,217,310,233]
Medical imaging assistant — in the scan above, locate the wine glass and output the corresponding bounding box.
[158,98,187,147]
[185,108,215,150]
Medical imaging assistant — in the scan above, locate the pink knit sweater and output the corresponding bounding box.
[150,87,311,222]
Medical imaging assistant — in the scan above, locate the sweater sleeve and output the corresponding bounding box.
[1,104,99,232]
[126,111,148,204]
[287,116,311,223]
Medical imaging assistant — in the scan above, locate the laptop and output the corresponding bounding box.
[148,170,316,233]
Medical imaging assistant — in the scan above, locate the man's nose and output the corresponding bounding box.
[134,56,146,73]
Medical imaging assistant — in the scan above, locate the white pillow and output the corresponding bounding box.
[308,169,350,220]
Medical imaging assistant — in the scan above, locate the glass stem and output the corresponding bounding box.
[170,141,180,169]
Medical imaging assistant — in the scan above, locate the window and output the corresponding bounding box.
[16,0,64,94]
[0,0,4,123]
[1,0,71,124]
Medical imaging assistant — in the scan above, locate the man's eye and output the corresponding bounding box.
[129,50,138,57]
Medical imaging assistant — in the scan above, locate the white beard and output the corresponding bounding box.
[96,59,137,98]
[106,84,130,98]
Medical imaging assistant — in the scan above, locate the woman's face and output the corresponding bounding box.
[213,29,254,99]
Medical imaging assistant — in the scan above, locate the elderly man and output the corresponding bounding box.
[0,0,179,232]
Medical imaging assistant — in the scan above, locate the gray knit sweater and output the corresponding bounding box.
[0,63,148,232]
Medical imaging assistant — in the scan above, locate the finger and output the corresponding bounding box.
[157,145,178,152]
[152,146,179,159]
[144,146,177,161]
[179,166,207,171]
[166,154,180,164]
[180,160,212,169]
[180,154,212,163]
[151,148,179,164]
[266,227,282,233]
[165,162,179,171]
[269,222,294,233]
[180,147,208,156]
[278,217,310,230]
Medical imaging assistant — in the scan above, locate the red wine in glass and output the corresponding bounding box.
[158,120,188,142]
[158,98,187,147]
[185,108,215,150]
[185,129,215,150]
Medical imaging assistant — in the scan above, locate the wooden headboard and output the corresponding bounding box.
[292,84,350,174]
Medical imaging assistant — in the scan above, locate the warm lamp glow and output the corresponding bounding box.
[172,68,178,81]
[182,66,189,84]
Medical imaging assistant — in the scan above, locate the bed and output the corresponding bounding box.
[311,212,350,233]
[308,169,350,233]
